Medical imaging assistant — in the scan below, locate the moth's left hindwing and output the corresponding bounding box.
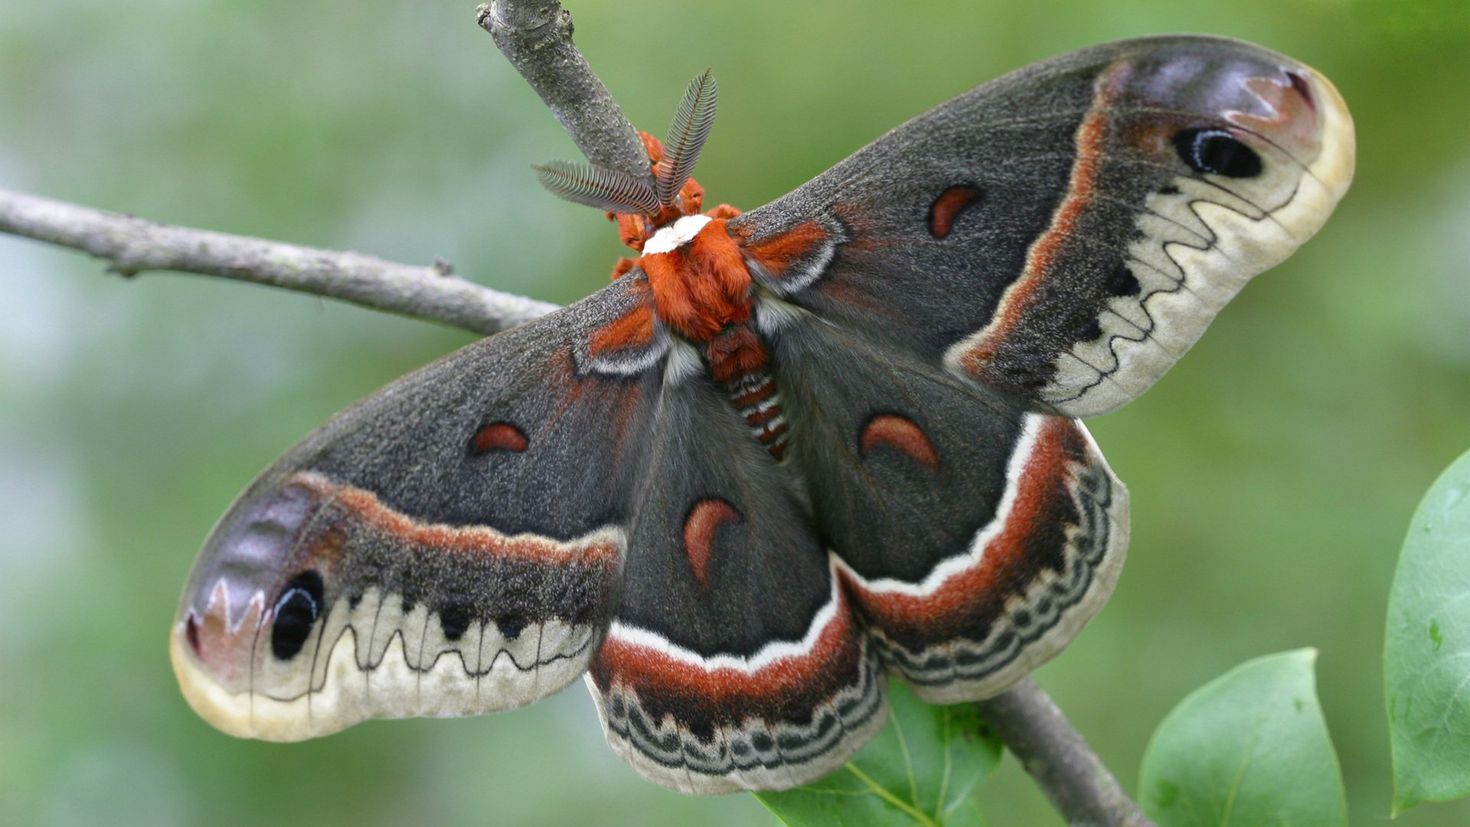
[587,354,886,794]
[171,276,666,740]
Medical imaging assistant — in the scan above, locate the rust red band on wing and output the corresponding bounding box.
[590,585,863,724]
[289,472,622,566]
[956,63,1128,377]
[839,418,1083,642]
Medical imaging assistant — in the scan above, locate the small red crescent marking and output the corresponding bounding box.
[682,498,742,587]
[928,185,983,239]
[860,414,940,471]
[471,422,529,454]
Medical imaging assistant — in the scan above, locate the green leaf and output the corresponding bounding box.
[755,679,1001,826]
[1138,649,1347,827]
[1385,448,1470,812]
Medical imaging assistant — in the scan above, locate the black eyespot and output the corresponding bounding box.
[1174,128,1262,178]
[1105,264,1141,297]
[270,570,324,661]
[495,613,528,640]
[439,604,473,642]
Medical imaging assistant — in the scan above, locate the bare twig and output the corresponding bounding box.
[977,680,1155,827]
[0,2,1153,823]
[477,0,651,183]
[0,187,557,335]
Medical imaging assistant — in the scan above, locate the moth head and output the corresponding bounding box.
[533,71,720,236]
[1107,37,1355,263]
[170,478,336,738]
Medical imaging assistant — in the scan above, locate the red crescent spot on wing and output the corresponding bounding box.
[928,185,983,239]
[740,220,827,279]
[471,422,529,454]
[682,498,742,587]
[841,418,1081,636]
[959,63,1128,375]
[290,473,621,566]
[859,414,940,471]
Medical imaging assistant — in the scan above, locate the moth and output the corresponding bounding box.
[171,35,1354,794]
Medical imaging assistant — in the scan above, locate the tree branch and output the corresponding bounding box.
[977,680,1155,827]
[0,187,557,335]
[477,0,651,183]
[1,3,1153,823]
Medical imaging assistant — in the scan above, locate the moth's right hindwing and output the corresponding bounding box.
[171,276,666,741]
[767,311,1128,703]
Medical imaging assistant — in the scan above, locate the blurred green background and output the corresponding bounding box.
[2,1,1467,825]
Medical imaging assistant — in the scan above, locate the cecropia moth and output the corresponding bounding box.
[170,35,1354,793]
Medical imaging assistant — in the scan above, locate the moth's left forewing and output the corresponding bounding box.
[172,276,666,741]
[735,36,1354,417]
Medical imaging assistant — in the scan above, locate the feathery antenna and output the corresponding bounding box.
[533,161,661,215]
[655,71,718,206]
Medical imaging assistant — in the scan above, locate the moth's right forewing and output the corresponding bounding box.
[735,35,1354,417]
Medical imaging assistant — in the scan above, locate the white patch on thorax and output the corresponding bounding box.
[642,214,712,255]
